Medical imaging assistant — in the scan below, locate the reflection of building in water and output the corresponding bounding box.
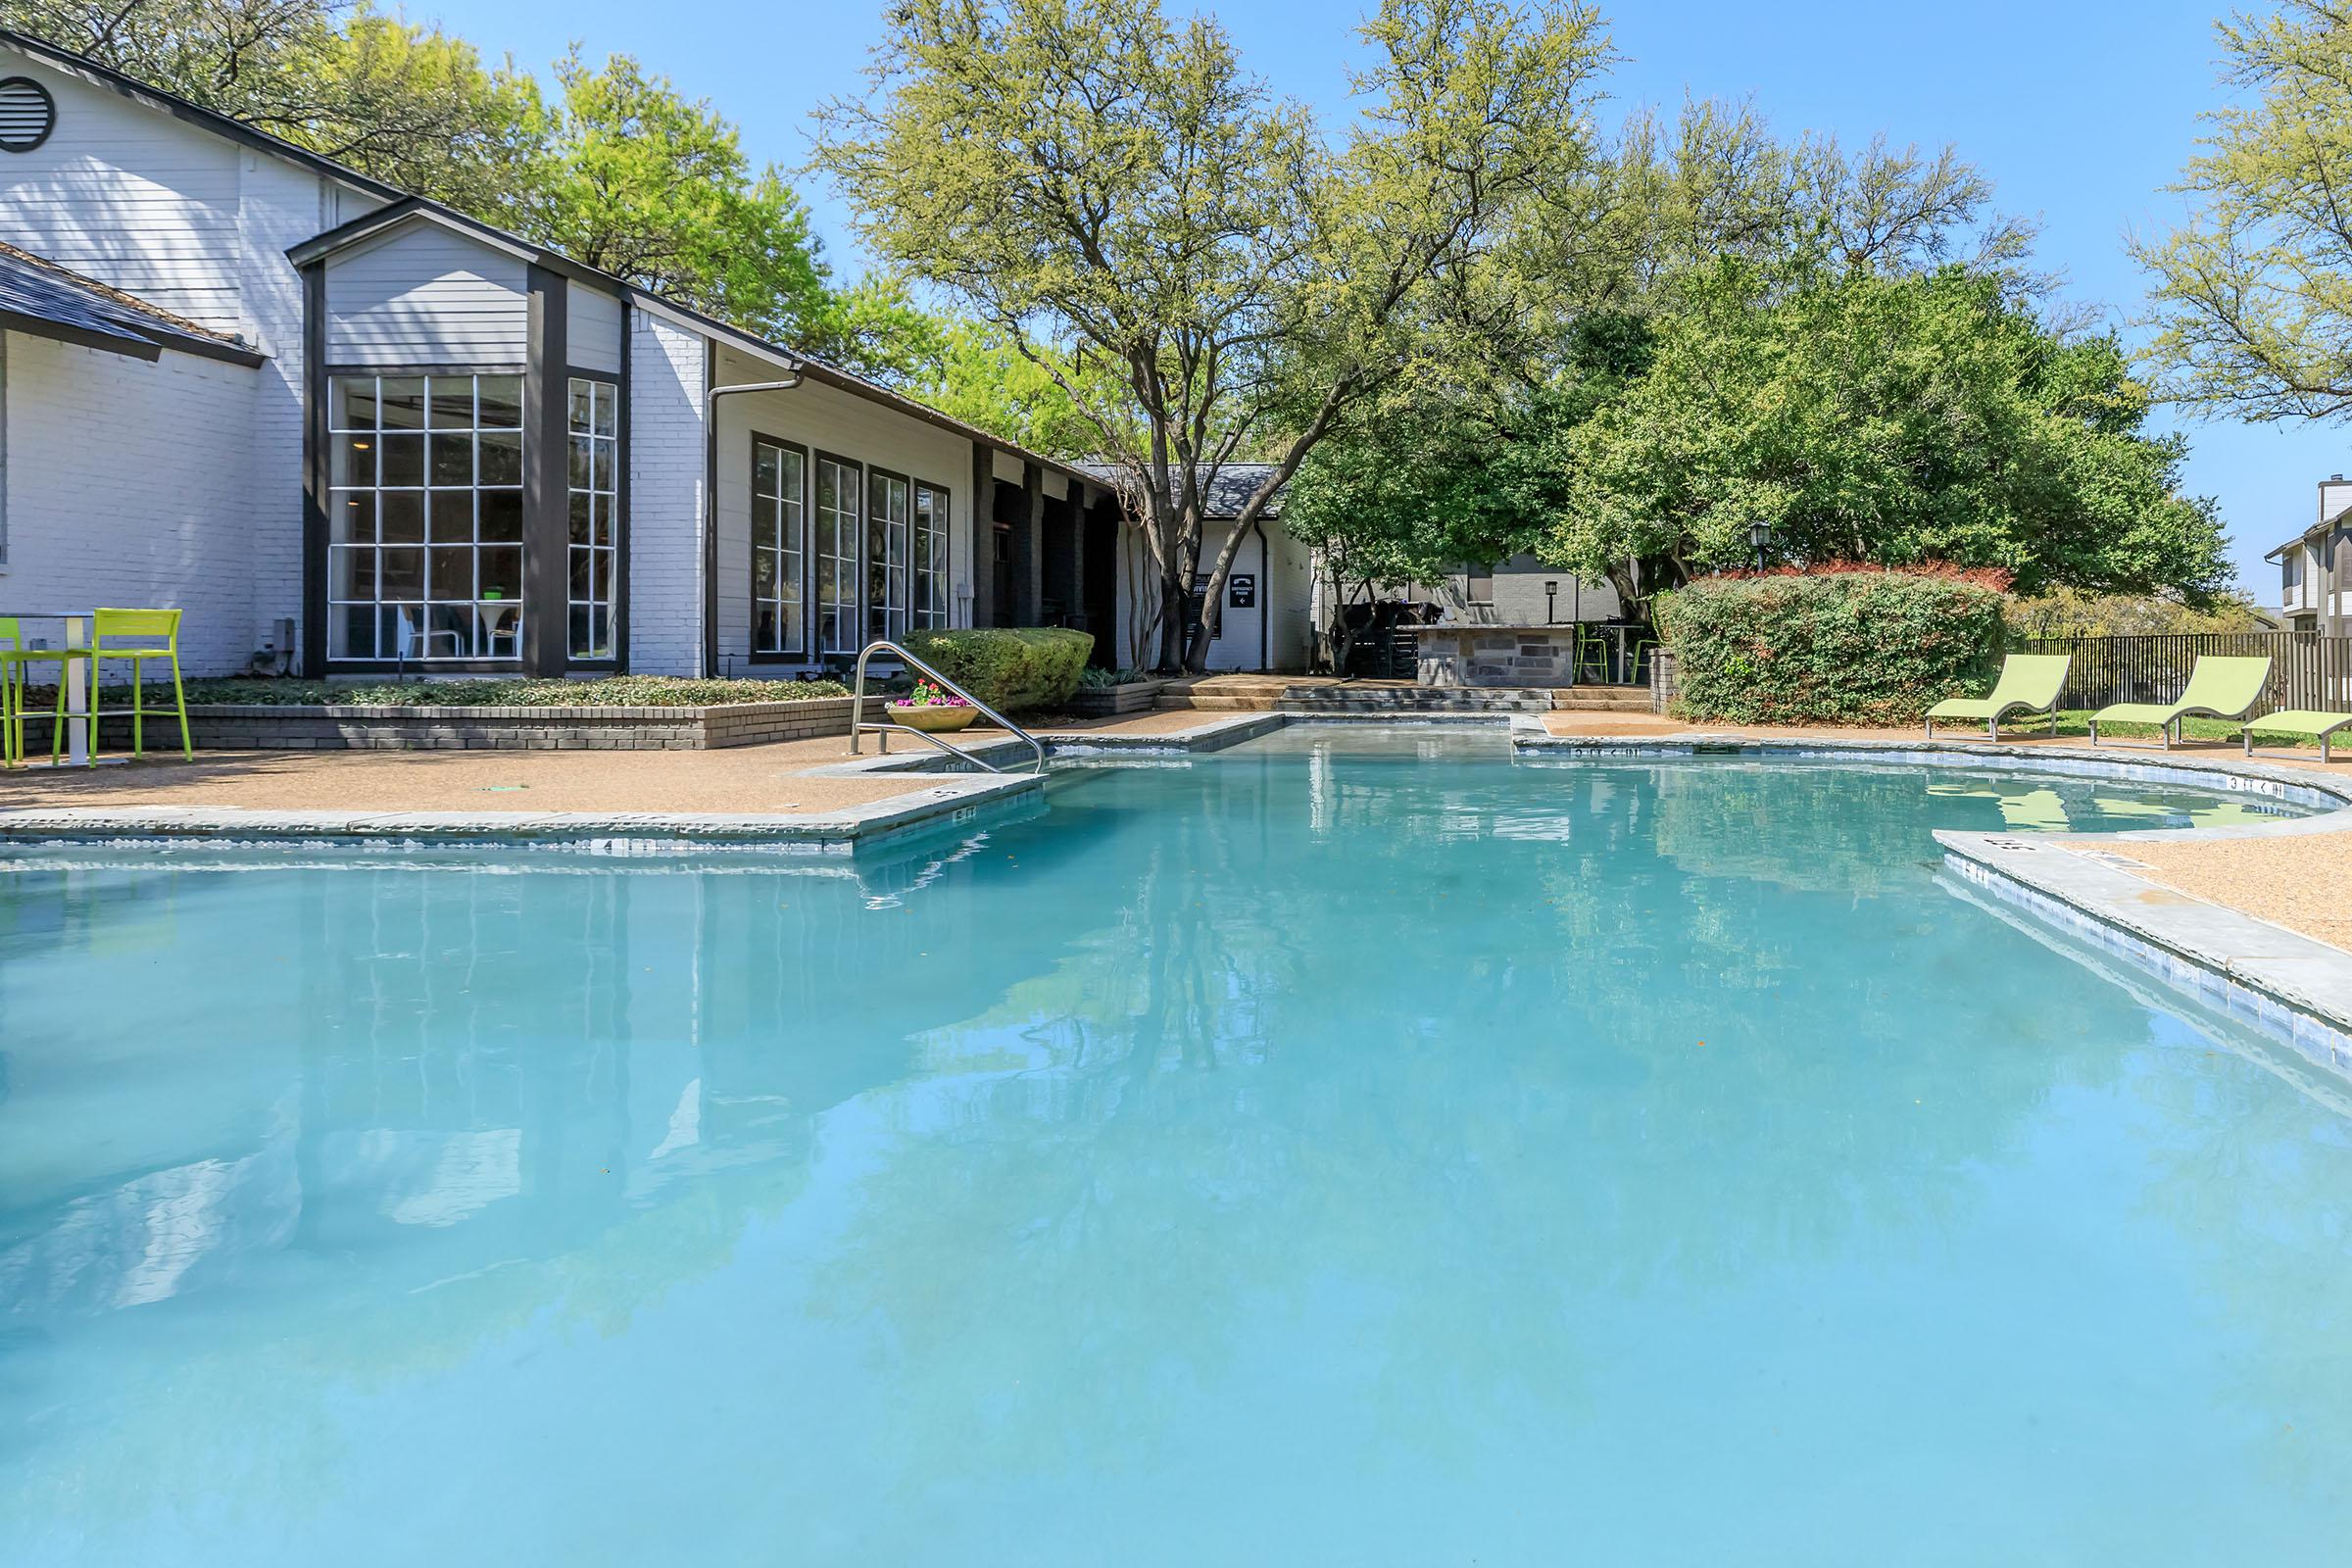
[0,829,1068,1326]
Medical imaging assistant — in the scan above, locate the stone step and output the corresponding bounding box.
[1156,693,1280,710]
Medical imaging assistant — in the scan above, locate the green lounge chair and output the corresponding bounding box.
[1925,653,2072,740]
[2087,655,2273,751]
[2236,709,2352,762]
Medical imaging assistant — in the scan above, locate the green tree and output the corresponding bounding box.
[2133,1,2352,419]
[1550,263,2231,612]
[0,0,545,211]
[814,0,1608,671]
[1281,97,2048,641]
[901,320,1123,458]
[2,1,929,378]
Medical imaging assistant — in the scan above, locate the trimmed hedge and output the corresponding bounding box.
[902,627,1095,713]
[1657,571,2007,725]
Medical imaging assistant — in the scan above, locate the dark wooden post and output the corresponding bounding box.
[1063,479,1088,635]
[522,264,568,676]
[968,441,996,629]
[1015,461,1045,625]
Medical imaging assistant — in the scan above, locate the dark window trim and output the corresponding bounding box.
[812,448,865,657]
[521,264,566,676]
[749,429,812,662]
[321,361,529,378]
[317,365,534,668]
[866,464,913,645]
[564,368,623,668]
[911,476,952,631]
[0,75,60,154]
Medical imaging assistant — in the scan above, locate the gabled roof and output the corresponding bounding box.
[0,26,399,203]
[289,200,1093,481]
[0,240,265,366]
[1079,460,1285,519]
[0,25,1091,481]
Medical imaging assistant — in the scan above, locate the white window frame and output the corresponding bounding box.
[912,480,950,629]
[752,436,808,655]
[566,376,619,661]
[867,469,910,643]
[814,453,861,655]
[326,371,525,662]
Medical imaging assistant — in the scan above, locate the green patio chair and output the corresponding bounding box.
[1573,626,1611,683]
[2087,655,2274,751]
[84,608,192,763]
[1925,653,2072,740]
[2235,709,2352,762]
[0,616,84,767]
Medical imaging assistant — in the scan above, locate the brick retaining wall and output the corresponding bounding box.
[72,696,889,753]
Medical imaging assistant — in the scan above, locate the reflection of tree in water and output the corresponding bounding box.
[8,748,2352,1544]
[794,752,2228,1491]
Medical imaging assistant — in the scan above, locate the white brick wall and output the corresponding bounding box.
[3,329,266,673]
[235,150,320,667]
[628,314,708,676]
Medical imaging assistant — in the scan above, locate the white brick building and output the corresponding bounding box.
[0,28,1112,678]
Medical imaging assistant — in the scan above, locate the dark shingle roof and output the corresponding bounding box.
[1078,460,1285,519]
[0,241,263,365]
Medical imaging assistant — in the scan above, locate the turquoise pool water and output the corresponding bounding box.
[2,728,2345,1565]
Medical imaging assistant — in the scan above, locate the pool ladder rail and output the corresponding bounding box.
[849,639,1048,775]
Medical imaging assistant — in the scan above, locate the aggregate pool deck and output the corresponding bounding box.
[1533,710,2352,954]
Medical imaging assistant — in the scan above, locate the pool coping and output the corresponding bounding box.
[1509,726,2352,1054]
[0,712,1291,854]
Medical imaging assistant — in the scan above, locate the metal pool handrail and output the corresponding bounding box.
[849,639,1047,774]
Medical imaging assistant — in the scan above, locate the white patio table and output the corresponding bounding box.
[0,609,94,765]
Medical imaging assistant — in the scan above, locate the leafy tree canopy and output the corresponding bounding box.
[814,0,1611,669]
[2133,1,2352,420]
[1550,263,2230,606]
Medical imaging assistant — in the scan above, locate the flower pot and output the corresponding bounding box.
[890,702,977,734]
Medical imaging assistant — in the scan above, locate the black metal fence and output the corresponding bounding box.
[2017,633,2352,715]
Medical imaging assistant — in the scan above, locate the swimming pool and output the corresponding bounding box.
[3,727,2346,1564]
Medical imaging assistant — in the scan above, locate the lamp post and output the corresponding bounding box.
[1748,518,1773,572]
[1544,580,1559,624]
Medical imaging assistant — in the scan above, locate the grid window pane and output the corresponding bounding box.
[478,489,523,543]
[913,482,950,628]
[378,432,425,488]
[378,377,426,429]
[478,375,523,429]
[867,473,909,642]
[817,456,859,654]
[752,440,806,655]
[327,373,525,662]
[565,376,620,660]
[479,429,522,486]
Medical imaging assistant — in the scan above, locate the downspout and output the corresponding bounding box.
[702,372,805,677]
[1254,519,1270,671]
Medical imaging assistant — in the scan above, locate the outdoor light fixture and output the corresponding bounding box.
[1748,518,1772,571]
[1544,580,1559,623]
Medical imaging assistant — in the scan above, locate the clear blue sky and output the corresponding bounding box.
[425,0,2330,596]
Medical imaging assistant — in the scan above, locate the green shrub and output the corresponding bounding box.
[902,627,1095,712]
[1658,570,2007,725]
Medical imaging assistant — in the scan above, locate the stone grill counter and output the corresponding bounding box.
[1414,625,1584,688]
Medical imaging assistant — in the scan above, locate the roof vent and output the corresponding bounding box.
[0,77,54,153]
[2335,473,2346,482]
